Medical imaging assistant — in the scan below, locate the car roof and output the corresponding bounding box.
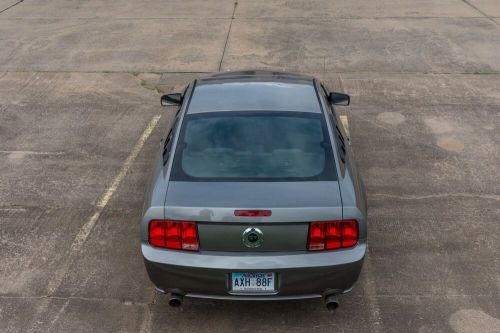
[186,71,322,114]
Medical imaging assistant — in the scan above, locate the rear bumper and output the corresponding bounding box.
[142,242,366,300]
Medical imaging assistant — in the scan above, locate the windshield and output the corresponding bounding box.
[170,111,337,181]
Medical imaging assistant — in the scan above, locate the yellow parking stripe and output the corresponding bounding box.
[72,114,162,250]
[46,115,161,296]
[340,115,350,137]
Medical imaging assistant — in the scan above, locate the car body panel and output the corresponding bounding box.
[165,180,343,208]
[141,70,368,300]
[197,223,309,252]
[142,243,366,270]
[142,242,365,298]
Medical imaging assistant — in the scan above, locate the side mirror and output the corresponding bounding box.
[329,92,350,106]
[161,93,182,106]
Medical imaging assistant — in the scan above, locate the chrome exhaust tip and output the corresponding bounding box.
[324,294,339,311]
[168,293,183,307]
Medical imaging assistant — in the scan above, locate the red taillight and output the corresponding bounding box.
[166,221,182,249]
[148,220,199,251]
[307,220,358,251]
[326,222,342,249]
[308,222,326,251]
[181,222,199,251]
[341,220,358,248]
[149,220,166,248]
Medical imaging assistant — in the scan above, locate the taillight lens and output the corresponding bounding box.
[149,220,166,248]
[307,220,358,251]
[326,222,342,249]
[166,221,182,249]
[341,220,358,248]
[181,222,199,251]
[308,222,326,251]
[148,220,199,251]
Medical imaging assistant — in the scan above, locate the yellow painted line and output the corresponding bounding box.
[46,114,161,296]
[339,115,350,137]
[71,114,161,251]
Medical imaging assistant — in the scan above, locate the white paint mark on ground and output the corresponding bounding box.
[0,207,28,213]
[424,117,455,134]
[449,309,500,333]
[361,249,383,333]
[0,150,65,155]
[436,136,465,152]
[1,150,65,162]
[376,112,405,125]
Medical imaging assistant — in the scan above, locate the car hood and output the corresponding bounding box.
[164,181,343,223]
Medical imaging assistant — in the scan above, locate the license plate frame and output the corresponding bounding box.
[230,272,277,293]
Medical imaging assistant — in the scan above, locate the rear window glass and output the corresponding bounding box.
[170,112,336,181]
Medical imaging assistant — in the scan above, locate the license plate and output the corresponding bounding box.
[231,272,276,292]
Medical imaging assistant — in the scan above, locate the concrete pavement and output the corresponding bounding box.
[0,1,499,332]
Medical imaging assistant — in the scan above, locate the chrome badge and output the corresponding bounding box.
[242,227,264,248]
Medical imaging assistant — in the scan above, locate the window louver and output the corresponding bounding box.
[335,125,346,164]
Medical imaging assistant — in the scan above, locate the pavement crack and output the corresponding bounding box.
[0,0,24,14]
[24,115,162,333]
[218,1,238,72]
[460,0,499,26]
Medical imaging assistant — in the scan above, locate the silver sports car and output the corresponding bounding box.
[141,71,367,310]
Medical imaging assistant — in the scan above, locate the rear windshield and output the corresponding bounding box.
[170,111,337,181]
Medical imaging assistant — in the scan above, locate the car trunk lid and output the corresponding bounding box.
[165,181,342,252]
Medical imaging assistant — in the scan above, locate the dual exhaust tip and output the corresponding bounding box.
[324,294,339,311]
[168,293,183,307]
[164,290,340,311]
[154,287,185,307]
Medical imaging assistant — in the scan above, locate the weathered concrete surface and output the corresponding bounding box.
[1,0,236,18]
[0,72,161,209]
[0,0,19,12]
[468,0,500,17]
[236,0,481,18]
[222,18,500,73]
[0,19,230,72]
[0,0,499,332]
[2,71,498,333]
